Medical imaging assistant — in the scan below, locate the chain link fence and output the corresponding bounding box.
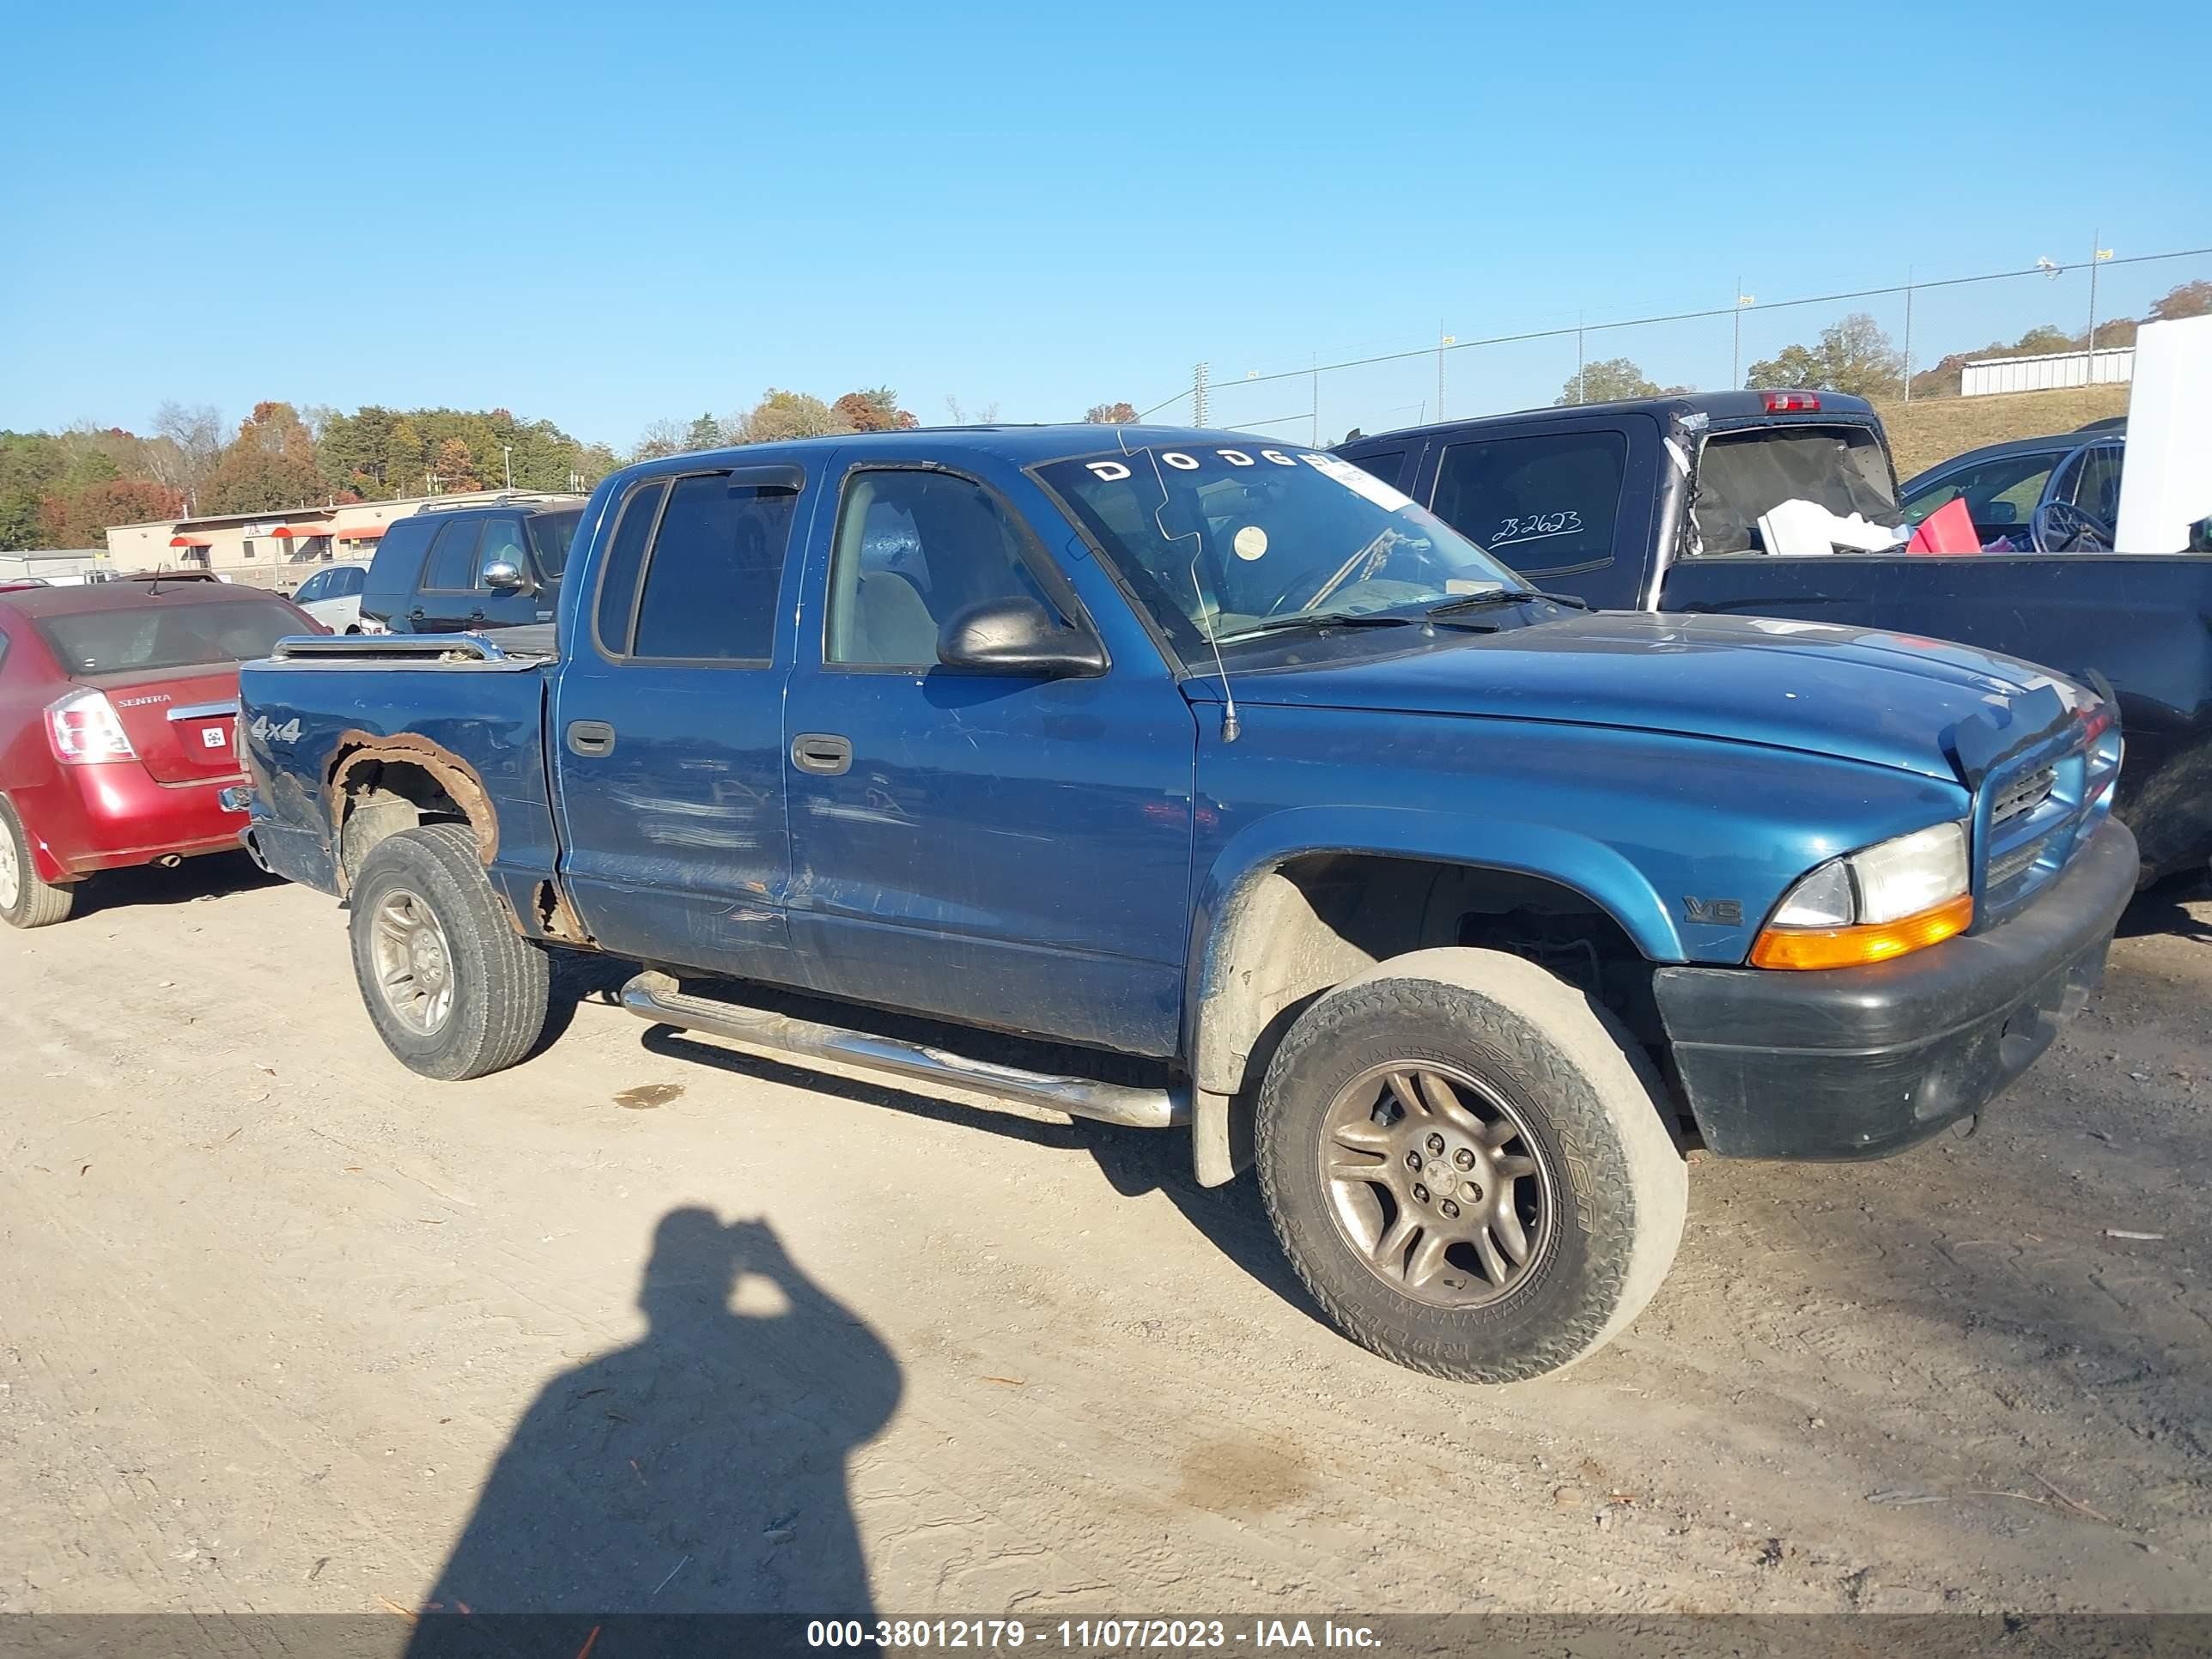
[1153,247,2212,460]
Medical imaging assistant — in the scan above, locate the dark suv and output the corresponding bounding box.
[359,498,584,634]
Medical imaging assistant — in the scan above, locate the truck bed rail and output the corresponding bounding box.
[265,629,556,668]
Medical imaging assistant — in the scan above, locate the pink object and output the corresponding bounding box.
[1906,497,1980,555]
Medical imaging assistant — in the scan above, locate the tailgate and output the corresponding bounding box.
[95,666,244,784]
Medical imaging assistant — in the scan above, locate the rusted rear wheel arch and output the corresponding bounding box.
[325,732,499,896]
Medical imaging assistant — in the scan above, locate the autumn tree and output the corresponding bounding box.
[832,388,918,432]
[38,478,185,547]
[1746,312,1904,398]
[202,402,325,514]
[732,389,847,444]
[431,436,479,492]
[1085,402,1138,424]
[1555,357,1662,405]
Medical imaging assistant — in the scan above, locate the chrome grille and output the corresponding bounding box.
[1988,833,2051,888]
[1991,766,2055,825]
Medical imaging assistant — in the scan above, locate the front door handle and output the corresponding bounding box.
[566,720,617,758]
[790,732,852,776]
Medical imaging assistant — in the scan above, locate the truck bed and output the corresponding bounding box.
[239,631,560,902]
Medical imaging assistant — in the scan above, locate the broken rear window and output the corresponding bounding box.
[1688,425,1900,555]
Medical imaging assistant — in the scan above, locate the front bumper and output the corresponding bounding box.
[1652,816,2137,1160]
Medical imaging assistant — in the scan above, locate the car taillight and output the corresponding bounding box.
[1761,392,1821,412]
[46,687,138,764]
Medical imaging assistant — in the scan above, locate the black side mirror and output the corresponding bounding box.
[481,558,529,592]
[937,597,1104,677]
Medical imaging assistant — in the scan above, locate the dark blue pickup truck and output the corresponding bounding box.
[1339,393,2212,883]
[236,425,2134,1382]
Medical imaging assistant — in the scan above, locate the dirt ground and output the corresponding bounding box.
[3,854,2209,1620]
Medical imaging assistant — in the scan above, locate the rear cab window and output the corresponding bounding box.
[1431,430,1626,576]
[1691,424,1900,554]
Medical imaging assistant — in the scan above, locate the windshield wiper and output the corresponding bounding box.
[1215,611,1425,642]
[1423,587,1590,617]
[1215,609,1503,643]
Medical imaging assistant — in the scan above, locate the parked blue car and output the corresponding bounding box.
[236,425,2134,1382]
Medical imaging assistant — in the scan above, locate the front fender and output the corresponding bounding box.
[1181,805,1681,1101]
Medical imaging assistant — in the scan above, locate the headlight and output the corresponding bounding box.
[1751,822,1972,969]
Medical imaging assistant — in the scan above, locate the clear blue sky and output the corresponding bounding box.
[3,0,2206,449]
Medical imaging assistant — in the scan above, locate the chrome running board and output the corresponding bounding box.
[620,971,1187,1131]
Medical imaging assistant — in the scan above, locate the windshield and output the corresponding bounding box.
[528,508,582,578]
[1035,443,1517,657]
[1690,425,1901,555]
[36,595,306,678]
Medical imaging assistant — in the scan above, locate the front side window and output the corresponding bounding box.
[528,508,582,578]
[1900,449,2064,532]
[1034,443,1515,659]
[473,516,528,587]
[629,473,798,661]
[293,569,331,604]
[1431,432,1624,574]
[826,471,1063,666]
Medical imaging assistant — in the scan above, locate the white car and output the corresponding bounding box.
[287,563,369,632]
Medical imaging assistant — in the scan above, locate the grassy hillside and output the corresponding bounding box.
[1874,385,2129,481]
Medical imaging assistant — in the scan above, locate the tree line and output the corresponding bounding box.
[3,386,1113,551]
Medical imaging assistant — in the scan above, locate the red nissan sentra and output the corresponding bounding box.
[0,574,322,927]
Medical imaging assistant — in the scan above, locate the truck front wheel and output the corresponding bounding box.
[348,823,550,1080]
[1255,947,1686,1383]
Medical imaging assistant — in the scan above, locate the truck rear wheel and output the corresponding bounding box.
[1255,947,1686,1382]
[348,823,550,1080]
[0,796,76,930]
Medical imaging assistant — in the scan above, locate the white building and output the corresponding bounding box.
[1961,346,2135,398]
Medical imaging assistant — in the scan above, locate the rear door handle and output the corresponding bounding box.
[566,720,617,758]
[790,732,852,776]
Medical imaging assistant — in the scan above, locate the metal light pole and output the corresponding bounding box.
[1192,362,1211,428]
[1437,323,1454,422]
[2087,234,2113,361]
[501,445,514,489]
[1576,312,1586,404]
[1903,266,1915,404]
[1730,280,1754,387]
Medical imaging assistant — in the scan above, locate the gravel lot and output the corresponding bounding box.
[3,854,2209,1618]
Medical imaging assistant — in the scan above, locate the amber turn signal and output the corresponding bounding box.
[1748,892,1974,970]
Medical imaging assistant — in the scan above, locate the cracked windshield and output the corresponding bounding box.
[1038,444,1518,655]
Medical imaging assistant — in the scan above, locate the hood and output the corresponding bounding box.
[1221,611,2094,784]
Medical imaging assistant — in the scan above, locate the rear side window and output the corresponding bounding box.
[35,596,304,676]
[1345,449,1407,489]
[1431,431,1625,574]
[629,475,799,661]
[363,519,435,610]
[422,520,484,592]
[593,481,669,654]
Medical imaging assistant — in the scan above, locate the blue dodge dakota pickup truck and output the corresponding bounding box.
[236,425,2135,1382]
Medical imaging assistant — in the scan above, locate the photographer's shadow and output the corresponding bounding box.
[408,1209,899,1646]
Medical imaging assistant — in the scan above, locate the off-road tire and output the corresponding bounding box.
[0,796,76,929]
[1256,946,1686,1383]
[348,823,550,1080]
